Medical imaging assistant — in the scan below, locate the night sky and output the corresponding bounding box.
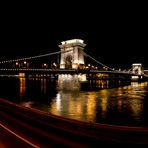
[0,2,147,69]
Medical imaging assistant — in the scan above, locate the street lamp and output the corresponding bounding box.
[52,63,57,69]
[22,61,29,68]
[42,63,48,68]
[15,62,20,68]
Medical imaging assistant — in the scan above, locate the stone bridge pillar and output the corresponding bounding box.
[58,39,86,69]
[132,63,142,75]
[131,63,143,81]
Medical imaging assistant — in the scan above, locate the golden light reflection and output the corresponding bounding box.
[117,87,123,96]
[49,91,97,122]
[57,74,80,91]
[86,93,96,121]
[41,78,46,94]
[69,100,81,116]
[123,82,146,120]
[19,77,26,100]
[18,73,25,78]
[56,93,61,112]
[96,80,109,88]
[130,99,143,120]
[48,81,148,124]
[100,90,108,118]
[117,99,123,112]
[117,87,123,111]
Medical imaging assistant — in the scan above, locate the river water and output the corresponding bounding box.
[0,74,148,127]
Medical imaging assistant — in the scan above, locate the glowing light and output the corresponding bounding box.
[16,62,19,65]
[19,77,26,99]
[61,39,84,45]
[132,63,142,66]
[57,74,80,91]
[78,74,87,82]
[56,93,61,111]
[132,76,139,79]
[18,73,25,77]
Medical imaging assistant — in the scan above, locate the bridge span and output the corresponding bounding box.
[0,39,148,81]
[0,68,147,82]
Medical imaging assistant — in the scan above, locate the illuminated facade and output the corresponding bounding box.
[131,63,142,80]
[132,63,142,75]
[58,39,87,84]
[59,39,86,69]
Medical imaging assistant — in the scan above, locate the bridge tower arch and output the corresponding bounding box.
[59,39,86,69]
[132,63,142,75]
[131,63,143,81]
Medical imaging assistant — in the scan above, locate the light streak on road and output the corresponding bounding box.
[0,123,39,148]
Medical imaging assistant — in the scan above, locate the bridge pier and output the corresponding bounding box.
[59,39,86,70]
[131,63,143,81]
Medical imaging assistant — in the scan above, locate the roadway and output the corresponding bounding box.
[1,98,148,147]
[0,68,145,76]
[0,122,37,148]
[1,68,147,81]
[0,108,89,148]
[0,99,110,148]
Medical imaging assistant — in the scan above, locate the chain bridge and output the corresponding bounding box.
[0,39,148,82]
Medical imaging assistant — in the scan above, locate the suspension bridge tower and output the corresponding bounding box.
[132,63,142,75]
[59,39,86,69]
[131,63,143,81]
[58,39,87,87]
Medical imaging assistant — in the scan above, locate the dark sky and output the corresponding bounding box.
[0,2,147,69]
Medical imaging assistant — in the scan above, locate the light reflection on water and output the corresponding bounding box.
[19,77,26,99]
[0,75,148,127]
[49,90,97,122]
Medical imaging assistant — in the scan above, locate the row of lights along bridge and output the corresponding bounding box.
[13,61,126,72]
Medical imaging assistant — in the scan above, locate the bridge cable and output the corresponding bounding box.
[83,52,115,71]
[0,51,61,64]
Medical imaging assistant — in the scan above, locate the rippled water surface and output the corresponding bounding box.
[0,75,148,127]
